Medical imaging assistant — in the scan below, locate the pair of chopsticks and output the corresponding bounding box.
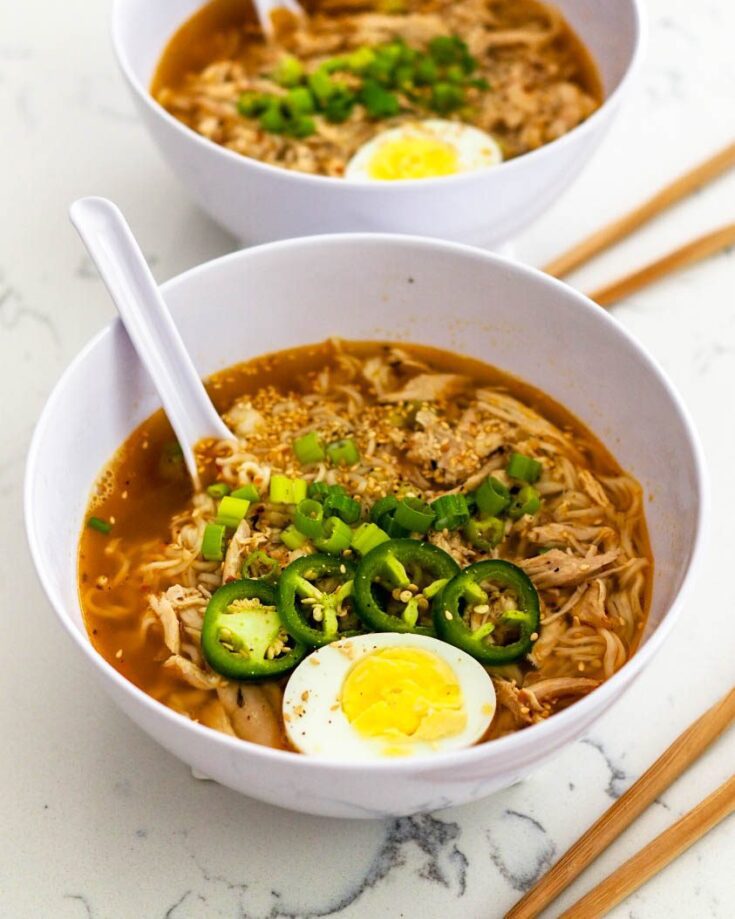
[506,687,735,918]
[543,141,735,305]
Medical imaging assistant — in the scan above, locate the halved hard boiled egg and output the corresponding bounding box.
[282,632,496,761]
[344,119,502,182]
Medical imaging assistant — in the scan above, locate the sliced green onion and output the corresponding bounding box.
[475,476,511,517]
[241,550,280,581]
[269,475,307,504]
[326,437,360,467]
[378,512,410,539]
[270,473,293,503]
[307,481,331,502]
[293,431,325,465]
[206,482,231,499]
[506,452,542,484]
[351,522,390,555]
[286,114,316,138]
[323,86,356,124]
[284,86,315,116]
[87,516,112,534]
[215,496,250,529]
[163,441,183,458]
[308,67,336,103]
[260,102,287,134]
[509,485,541,520]
[295,499,325,538]
[202,523,226,561]
[314,517,352,554]
[237,91,269,118]
[281,525,308,550]
[394,496,434,533]
[370,494,398,522]
[346,46,376,72]
[428,35,474,67]
[322,54,349,73]
[231,484,260,502]
[324,492,361,525]
[414,55,439,85]
[360,79,400,118]
[431,494,469,531]
[273,54,304,88]
[464,517,505,551]
[394,62,415,89]
[158,441,185,482]
[291,478,308,504]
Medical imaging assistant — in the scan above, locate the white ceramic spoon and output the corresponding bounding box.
[253,0,305,38]
[69,197,233,489]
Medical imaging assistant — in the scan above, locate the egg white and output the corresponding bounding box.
[344,118,503,182]
[282,632,496,761]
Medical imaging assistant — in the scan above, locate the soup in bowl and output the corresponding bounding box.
[26,235,706,817]
[152,0,603,179]
[112,0,643,245]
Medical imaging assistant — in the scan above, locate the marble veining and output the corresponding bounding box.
[2,0,734,916]
[179,815,467,918]
[486,811,556,893]
[0,277,60,346]
[580,738,629,800]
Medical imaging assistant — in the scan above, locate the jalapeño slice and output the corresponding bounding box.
[202,579,306,680]
[434,559,540,665]
[277,554,360,647]
[353,538,460,636]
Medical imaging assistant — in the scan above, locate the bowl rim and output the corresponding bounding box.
[25,232,709,776]
[110,0,646,192]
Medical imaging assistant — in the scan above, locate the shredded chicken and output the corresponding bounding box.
[164,655,223,690]
[523,677,600,703]
[493,679,534,726]
[225,402,264,439]
[350,12,447,46]
[379,373,467,404]
[217,683,287,748]
[578,469,612,508]
[521,549,620,589]
[148,585,210,654]
[476,389,584,461]
[149,591,181,655]
[572,580,614,629]
[222,517,261,582]
[527,522,615,549]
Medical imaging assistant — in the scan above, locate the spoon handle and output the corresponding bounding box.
[70,197,232,489]
[252,0,304,37]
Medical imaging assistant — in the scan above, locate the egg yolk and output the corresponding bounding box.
[341,647,467,745]
[367,136,459,180]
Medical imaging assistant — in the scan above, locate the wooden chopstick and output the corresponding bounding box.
[543,141,735,278]
[506,686,735,919]
[588,223,735,307]
[559,775,735,919]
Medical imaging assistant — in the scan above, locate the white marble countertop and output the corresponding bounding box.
[2,0,734,915]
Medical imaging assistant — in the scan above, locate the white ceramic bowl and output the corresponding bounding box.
[112,0,644,247]
[26,235,706,818]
